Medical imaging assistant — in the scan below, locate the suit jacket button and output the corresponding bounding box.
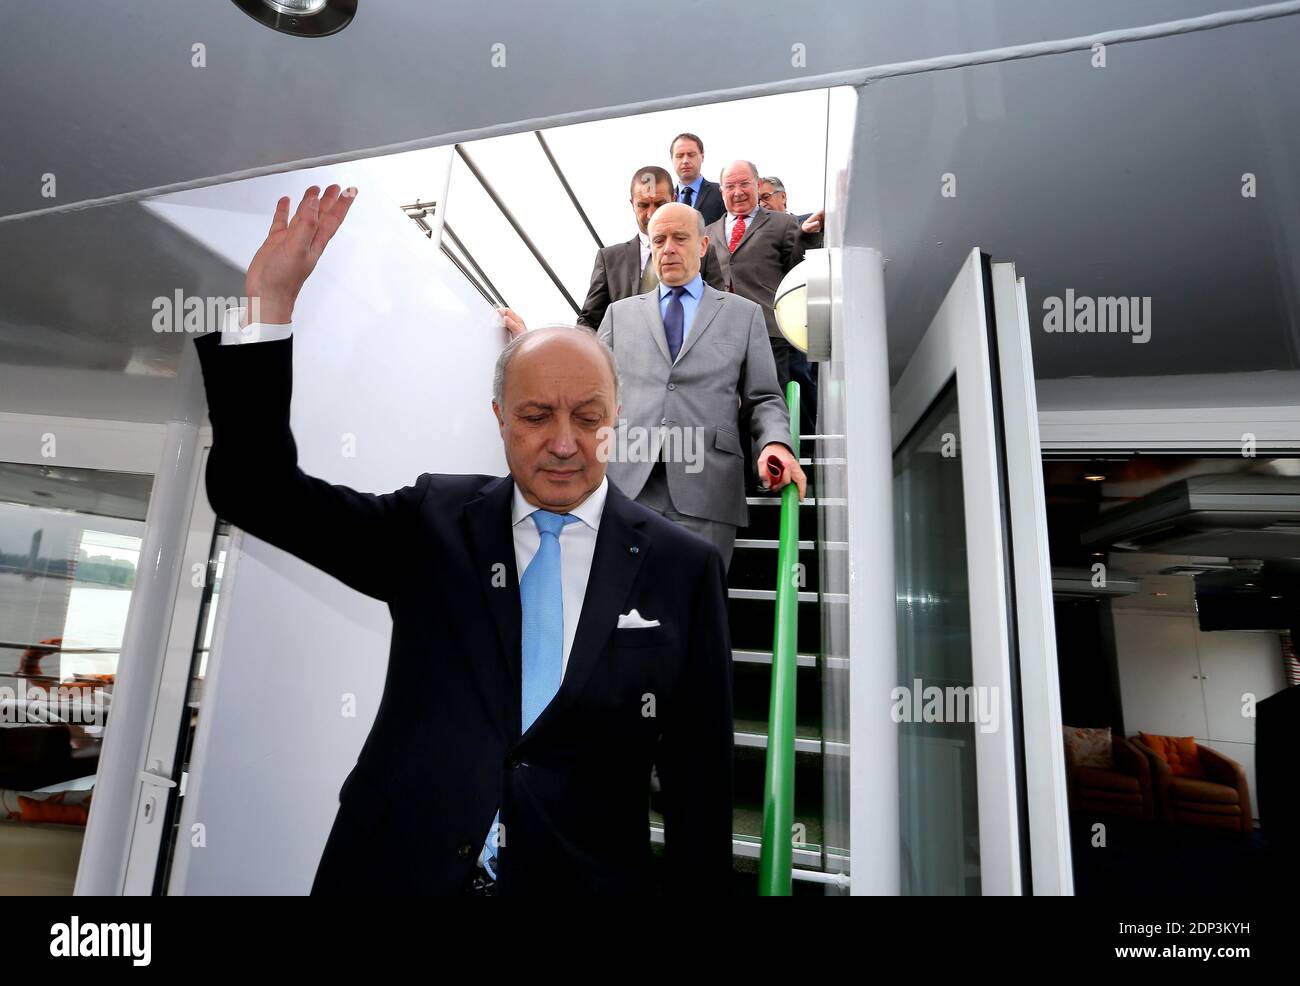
[667,383,676,390]
[457,841,474,858]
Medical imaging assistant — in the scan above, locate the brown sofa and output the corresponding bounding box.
[1066,735,1153,822]
[1130,736,1252,835]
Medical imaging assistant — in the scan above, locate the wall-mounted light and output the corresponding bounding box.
[231,0,357,37]
[773,249,831,362]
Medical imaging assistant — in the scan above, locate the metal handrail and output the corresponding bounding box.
[758,380,801,896]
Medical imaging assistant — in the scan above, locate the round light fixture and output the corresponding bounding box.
[773,249,831,361]
[231,0,357,37]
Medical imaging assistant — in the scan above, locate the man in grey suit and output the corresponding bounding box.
[577,165,724,330]
[706,161,824,388]
[596,202,805,568]
[498,202,805,568]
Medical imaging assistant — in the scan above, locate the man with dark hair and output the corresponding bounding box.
[669,133,724,225]
[575,165,724,329]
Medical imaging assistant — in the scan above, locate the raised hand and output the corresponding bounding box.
[244,184,357,326]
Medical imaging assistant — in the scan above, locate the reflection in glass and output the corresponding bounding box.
[0,461,152,894]
[893,381,981,894]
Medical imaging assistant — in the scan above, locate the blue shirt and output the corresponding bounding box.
[675,175,704,205]
[658,273,704,343]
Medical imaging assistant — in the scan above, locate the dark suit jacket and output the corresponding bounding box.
[577,234,726,329]
[706,209,819,338]
[191,329,735,896]
[793,212,824,250]
[679,178,725,226]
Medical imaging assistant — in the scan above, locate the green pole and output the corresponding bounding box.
[758,381,801,896]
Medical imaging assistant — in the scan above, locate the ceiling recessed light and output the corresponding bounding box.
[231,0,357,37]
[1083,474,1107,482]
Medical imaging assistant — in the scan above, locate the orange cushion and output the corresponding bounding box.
[17,793,90,826]
[1139,733,1205,778]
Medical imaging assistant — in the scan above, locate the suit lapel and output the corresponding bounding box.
[462,475,522,739]
[620,235,643,297]
[731,208,767,254]
[640,291,672,366]
[519,483,652,745]
[674,287,725,365]
[704,223,729,285]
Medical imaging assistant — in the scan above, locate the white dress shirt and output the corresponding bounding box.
[724,207,760,247]
[215,305,607,679]
[511,475,607,677]
[637,230,651,274]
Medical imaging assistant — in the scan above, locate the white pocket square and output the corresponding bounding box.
[617,609,661,629]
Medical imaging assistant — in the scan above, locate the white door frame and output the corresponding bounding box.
[890,247,1024,895]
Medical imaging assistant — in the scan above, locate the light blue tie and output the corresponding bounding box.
[480,509,579,877]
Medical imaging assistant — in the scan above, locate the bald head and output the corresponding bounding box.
[647,202,710,287]
[492,326,620,511]
[493,325,619,407]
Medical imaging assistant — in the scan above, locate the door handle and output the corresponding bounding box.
[139,768,177,789]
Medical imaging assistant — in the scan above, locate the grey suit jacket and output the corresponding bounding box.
[706,209,818,338]
[577,234,725,329]
[596,286,792,527]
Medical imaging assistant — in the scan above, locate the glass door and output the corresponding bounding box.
[891,248,1072,895]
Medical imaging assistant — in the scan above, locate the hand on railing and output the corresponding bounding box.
[757,443,806,499]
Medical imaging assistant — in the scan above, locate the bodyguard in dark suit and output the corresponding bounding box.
[705,161,825,388]
[577,165,724,330]
[759,176,823,428]
[760,176,825,250]
[670,133,725,226]
[194,184,735,896]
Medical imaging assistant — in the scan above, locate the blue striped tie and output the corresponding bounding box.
[480,509,578,877]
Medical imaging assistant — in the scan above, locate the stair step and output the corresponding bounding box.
[732,648,817,668]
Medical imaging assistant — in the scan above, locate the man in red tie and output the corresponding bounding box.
[704,160,824,388]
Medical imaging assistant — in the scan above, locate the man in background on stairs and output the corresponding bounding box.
[670,133,725,226]
[705,160,824,390]
[577,165,725,330]
[500,202,806,570]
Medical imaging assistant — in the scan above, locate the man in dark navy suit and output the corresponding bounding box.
[193,184,734,896]
[670,133,725,226]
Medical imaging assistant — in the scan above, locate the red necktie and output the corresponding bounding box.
[727,215,747,253]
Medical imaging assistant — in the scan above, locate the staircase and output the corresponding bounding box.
[648,434,846,894]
